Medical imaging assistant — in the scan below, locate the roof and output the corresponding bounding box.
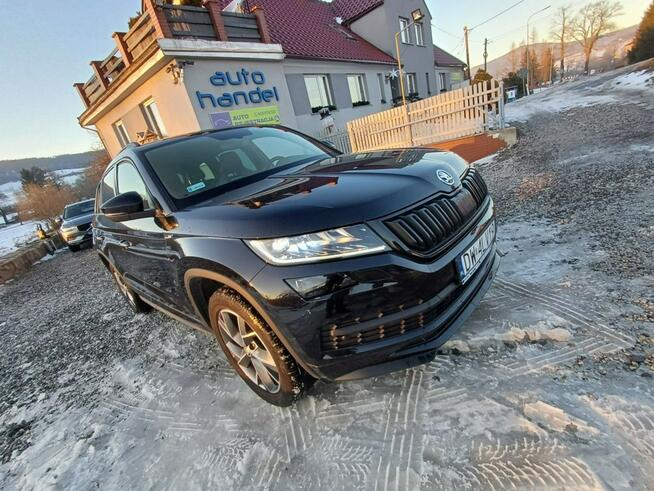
[332,0,384,24]
[222,0,396,65]
[433,45,466,68]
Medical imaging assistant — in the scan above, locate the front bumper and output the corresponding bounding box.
[60,226,93,245]
[249,199,498,381]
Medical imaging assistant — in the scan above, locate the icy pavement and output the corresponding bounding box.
[1,66,653,489]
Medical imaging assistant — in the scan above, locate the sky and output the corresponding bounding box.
[0,0,648,161]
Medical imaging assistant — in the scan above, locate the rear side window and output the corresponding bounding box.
[117,162,153,209]
[100,167,116,205]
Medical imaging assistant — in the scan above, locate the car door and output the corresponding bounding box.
[98,159,174,307]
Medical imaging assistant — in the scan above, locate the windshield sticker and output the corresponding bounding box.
[186,181,206,193]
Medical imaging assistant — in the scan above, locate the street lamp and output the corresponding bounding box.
[394,8,424,106]
[525,5,551,95]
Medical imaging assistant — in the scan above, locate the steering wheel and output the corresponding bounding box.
[269,156,285,167]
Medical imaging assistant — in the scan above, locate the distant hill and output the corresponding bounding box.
[0,150,103,186]
[473,25,638,80]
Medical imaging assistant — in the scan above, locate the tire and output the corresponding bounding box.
[68,244,80,252]
[109,264,152,314]
[209,288,311,406]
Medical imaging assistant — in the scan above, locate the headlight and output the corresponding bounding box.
[246,225,389,265]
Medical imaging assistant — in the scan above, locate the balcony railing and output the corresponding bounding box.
[75,0,271,111]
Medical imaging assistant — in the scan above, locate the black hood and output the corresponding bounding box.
[174,149,469,239]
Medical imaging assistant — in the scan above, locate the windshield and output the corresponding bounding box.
[63,199,95,219]
[142,127,334,205]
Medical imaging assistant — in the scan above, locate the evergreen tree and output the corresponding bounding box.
[628,1,654,63]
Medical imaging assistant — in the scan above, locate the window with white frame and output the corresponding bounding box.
[414,23,425,46]
[304,74,334,112]
[113,120,130,148]
[406,73,417,95]
[141,99,167,138]
[347,74,368,106]
[439,72,448,91]
[399,17,410,43]
[377,73,386,102]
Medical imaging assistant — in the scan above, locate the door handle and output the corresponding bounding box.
[119,240,132,249]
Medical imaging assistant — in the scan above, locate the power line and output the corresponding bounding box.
[469,0,527,31]
[430,23,460,39]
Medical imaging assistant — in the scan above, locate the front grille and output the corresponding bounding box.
[384,168,488,255]
[77,223,91,232]
[321,283,461,355]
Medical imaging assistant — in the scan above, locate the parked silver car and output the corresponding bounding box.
[59,199,95,251]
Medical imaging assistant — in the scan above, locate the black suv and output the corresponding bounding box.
[94,126,498,406]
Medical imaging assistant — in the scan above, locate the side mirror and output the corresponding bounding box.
[101,192,154,222]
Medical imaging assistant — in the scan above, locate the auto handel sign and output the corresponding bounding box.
[195,68,281,129]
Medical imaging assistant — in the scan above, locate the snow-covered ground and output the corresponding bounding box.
[0,65,652,489]
[0,221,38,256]
[505,63,654,123]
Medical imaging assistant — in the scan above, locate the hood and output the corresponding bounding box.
[175,149,469,239]
[61,213,93,229]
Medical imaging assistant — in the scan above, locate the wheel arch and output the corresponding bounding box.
[184,268,321,379]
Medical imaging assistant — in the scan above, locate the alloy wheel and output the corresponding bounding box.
[217,309,281,393]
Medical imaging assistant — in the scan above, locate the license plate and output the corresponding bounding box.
[456,221,496,284]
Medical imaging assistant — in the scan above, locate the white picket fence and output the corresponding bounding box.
[347,81,505,153]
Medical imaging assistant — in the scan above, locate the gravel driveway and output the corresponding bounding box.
[1,67,653,490]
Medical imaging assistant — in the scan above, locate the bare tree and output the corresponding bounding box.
[17,183,76,229]
[570,1,623,74]
[551,5,572,80]
[509,41,518,74]
[0,191,9,224]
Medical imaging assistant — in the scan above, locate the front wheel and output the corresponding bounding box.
[110,265,151,314]
[209,288,311,406]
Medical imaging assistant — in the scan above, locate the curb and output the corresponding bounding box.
[0,241,50,284]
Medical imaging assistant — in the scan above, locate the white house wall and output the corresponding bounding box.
[181,58,298,132]
[282,58,393,135]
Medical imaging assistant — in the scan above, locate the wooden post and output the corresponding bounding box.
[251,6,272,44]
[112,32,132,67]
[73,83,90,108]
[143,0,172,39]
[89,61,109,90]
[203,0,228,41]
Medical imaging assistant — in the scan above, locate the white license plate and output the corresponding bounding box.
[456,221,496,284]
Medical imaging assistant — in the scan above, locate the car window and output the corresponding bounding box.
[142,127,332,204]
[63,200,95,219]
[101,167,116,205]
[117,162,153,210]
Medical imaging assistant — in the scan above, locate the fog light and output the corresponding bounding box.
[286,274,356,299]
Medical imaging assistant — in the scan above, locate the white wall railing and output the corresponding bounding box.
[347,81,505,153]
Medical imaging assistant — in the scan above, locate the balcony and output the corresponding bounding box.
[75,0,272,112]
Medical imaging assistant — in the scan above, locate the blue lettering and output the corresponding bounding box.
[261,89,274,102]
[217,94,234,107]
[273,86,279,101]
[226,71,243,85]
[240,68,250,85]
[248,87,262,103]
[251,71,265,84]
[210,72,227,86]
[232,91,248,105]
[196,91,217,109]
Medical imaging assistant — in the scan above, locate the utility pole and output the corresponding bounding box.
[464,26,471,83]
[483,38,488,72]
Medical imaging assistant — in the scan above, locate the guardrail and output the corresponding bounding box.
[347,81,505,152]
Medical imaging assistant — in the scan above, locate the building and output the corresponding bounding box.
[76,0,467,157]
